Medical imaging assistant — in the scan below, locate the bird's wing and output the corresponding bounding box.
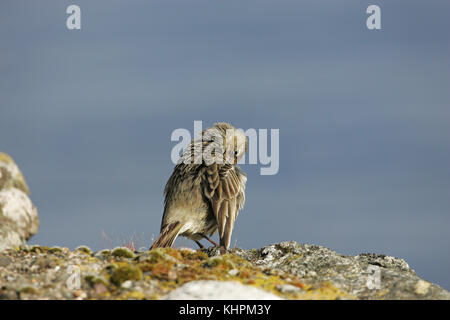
[202,163,245,249]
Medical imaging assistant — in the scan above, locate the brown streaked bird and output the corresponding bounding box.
[151,122,247,254]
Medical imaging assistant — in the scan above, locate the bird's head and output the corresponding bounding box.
[202,122,248,165]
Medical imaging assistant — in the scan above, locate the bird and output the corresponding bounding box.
[151,122,247,254]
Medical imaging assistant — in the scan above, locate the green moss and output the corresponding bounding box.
[104,263,118,274]
[137,249,167,263]
[110,263,143,286]
[120,291,147,300]
[57,247,353,300]
[162,247,183,260]
[48,246,63,254]
[180,249,209,261]
[87,257,101,264]
[85,275,109,287]
[111,247,136,258]
[19,286,38,295]
[148,248,167,261]
[75,246,92,255]
[97,249,112,257]
[30,245,50,253]
[203,256,235,269]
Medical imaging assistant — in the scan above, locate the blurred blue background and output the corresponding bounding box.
[1,0,449,290]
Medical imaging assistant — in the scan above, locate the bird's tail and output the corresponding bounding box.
[151,221,182,249]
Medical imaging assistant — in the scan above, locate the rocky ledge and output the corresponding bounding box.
[0,242,448,300]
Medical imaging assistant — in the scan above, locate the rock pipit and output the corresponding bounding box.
[151,122,247,254]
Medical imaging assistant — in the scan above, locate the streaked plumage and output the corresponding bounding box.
[151,122,247,253]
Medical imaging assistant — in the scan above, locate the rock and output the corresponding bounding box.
[0,242,448,300]
[0,152,30,194]
[121,280,134,289]
[0,225,23,251]
[111,247,136,259]
[93,283,108,295]
[230,241,450,300]
[414,280,431,295]
[276,284,303,294]
[0,152,39,251]
[0,189,39,240]
[228,269,239,276]
[0,255,13,267]
[162,281,283,300]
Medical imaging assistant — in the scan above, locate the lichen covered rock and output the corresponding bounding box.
[0,152,30,194]
[0,242,447,300]
[229,241,450,300]
[0,225,23,251]
[0,152,39,251]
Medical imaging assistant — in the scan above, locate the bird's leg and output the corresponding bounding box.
[201,234,218,247]
[219,239,227,255]
[194,240,205,249]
